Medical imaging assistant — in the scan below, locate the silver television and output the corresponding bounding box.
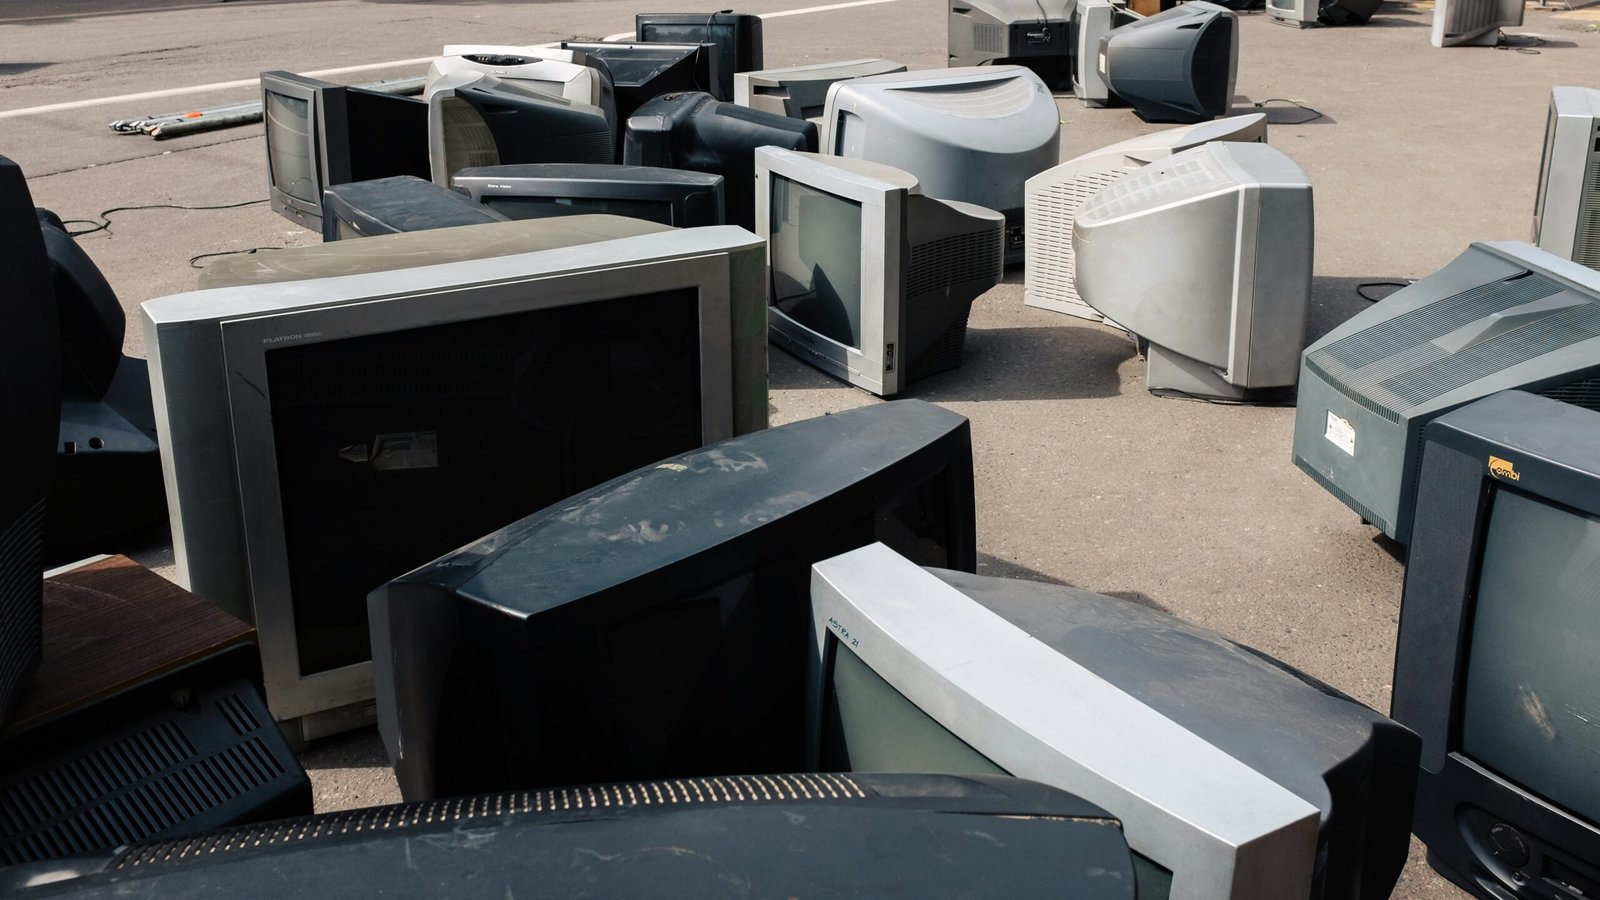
[1072,0,1140,108]
[1073,141,1313,400]
[821,65,1060,266]
[1533,85,1600,270]
[424,51,601,107]
[734,59,906,123]
[757,148,1004,397]
[143,223,766,742]
[1430,0,1523,46]
[1294,241,1600,544]
[1266,0,1319,27]
[1023,114,1268,323]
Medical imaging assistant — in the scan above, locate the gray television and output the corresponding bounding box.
[1533,85,1600,270]
[821,65,1060,266]
[144,221,768,742]
[734,59,906,122]
[757,148,1004,398]
[1294,241,1600,545]
[451,163,725,227]
[1073,141,1313,401]
[1023,114,1268,323]
[1099,1,1238,124]
[1266,0,1319,27]
[947,0,1074,89]
[1073,0,1141,108]
[1430,0,1523,46]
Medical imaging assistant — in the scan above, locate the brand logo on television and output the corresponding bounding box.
[827,616,859,648]
[262,331,322,345]
[1025,29,1052,42]
[1488,455,1521,482]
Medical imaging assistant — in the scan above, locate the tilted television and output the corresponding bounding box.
[320,175,507,241]
[1394,390,1600,900]
[144,222,767,742]
[1099,1,1238,124]
[1318,0,1382,24]
[1430,0,1523,46]
[1073,0,1142,107]
[946,0,1074,89]
[634,11,762,101]
[369,400,977,801]
[757,148,1005,397]
[1023,114,1268,322]
[1532,85,1600,270]
[452,163,725,227]
[1073,141,1313,401]
[734,58,906,122]
[1293,241,1600,545]
[426,72,612,186]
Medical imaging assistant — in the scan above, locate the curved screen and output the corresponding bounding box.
[265,91,316,205]
[769,175,864,349]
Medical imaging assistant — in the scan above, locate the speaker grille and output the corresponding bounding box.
[974,23,1006,53]
[1025,167,1124,315]
[1538,375,1600,412]
[907,226,1003,299]
[0,498,44,725]
[1575,143,1600,268]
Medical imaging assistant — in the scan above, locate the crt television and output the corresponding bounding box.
[426,72,612,186]
[734,58,906,122]
[1073,141,1313,401]
[1395,390,1600,900]
[370,399,978,801]
[1267,0,1319,27]
[823,65,1059,265]
[1023,114,1268,323]
[809,542,1420,900]
[143,223,766,743]
[634,11,762,101]
[1430,0,1524,46]
[946,0,1074,89]
[560,41,718,149]
[1073,0,1142,108]
[1293,241,1600,545]
[1100,1,1238,124]
[320,175,507,241]
[424,52,604,108]
[1532,85,1600,270]
[452,163,724,227]
[757,148,1005,397]
[260,71,331,228]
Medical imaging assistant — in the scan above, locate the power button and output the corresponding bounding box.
[1487,823,1530,869]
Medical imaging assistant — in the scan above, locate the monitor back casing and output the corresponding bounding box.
[634,12,762,101]
[1267,0,1320,27]
[1430,0,1524,46]
[946,0,1074,89]
[1073,0,1141,108]
[426,72,613,186]
[1533,86,1600,270]
[1317,0,1383,24]
[1293,242,1600,544]
[452,163,725,227]
[1099,1,1238,124]
[315,85,432,194]
[734,59,907,122]
[320,174,507,241]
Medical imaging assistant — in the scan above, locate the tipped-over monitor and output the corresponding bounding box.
[1074,0,1142,107]
[634,11,762,101]
[808,542,1420,900]
[426,72,612,186]
[370,400,977,801]
[758,148,1005,397]
[734,58,906,122]
[452,163,724,227]
[1100,1,1238,124]
[1073,141,1313,400]
[1533,86,1600,270]
[1023,114,1268,322]
[1395,391,1600,900]
[1294,242,1600,544]
[947,0,1074,89]
[822,65,1060,265]
[1430,0,1524,46]
[320,175,508,241]
[624,90,815,231]
[144,222,767,742]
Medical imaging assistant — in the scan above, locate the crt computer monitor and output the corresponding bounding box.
[1022,114,1268,323]
[452,163,724,227]
[624,90,815,232]
[1073,141,1313,401]
[1100,1,1238,124]
[1394,390,1600,900]
[1533,85,1600,270]
[734,58,906,122]
[1074,0,1142,108]
[947,0,1074,89]
[320,175,508,241]
[369,399,978,801]
[757,148,1005,398]
[143,222,766,743]
[426,71,613,186]
[1430,0,1523,46]
[634,11,762,101]
[822,65,1060,266]
[1293,241,1600,545]
[808,542,1420,900]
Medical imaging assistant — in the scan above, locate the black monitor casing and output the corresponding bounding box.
[1395,390,1600,900]
[561,41,719,151]
[634,12,762,101]
[452,163,725,227]
[947,0,1073,89]
[1319,0,1383,25]
[428,74,614,185]
[1100,1,1238,124]
[320,175,508,241]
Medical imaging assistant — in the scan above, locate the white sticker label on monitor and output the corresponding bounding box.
[1097,51,1107,75]
[1324,412,1356,456]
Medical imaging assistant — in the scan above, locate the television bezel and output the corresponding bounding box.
[260,71,330,227]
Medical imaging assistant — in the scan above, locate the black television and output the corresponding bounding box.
[623,90,815,231]
[451,163,724,227]
[320,175,507,241]
[1100,1,1239,124]
[560,41,719,150]
[316,82,431,187]
[1320,0,1383,24]
[426,72,614,185]
[634,11,762,101]
[260,71,331,228]
[369,399,977,801]
[1393,390,1600,900]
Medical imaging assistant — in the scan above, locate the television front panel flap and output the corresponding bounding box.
[425,53,599,106]
[1293,241,1600,544]
[142,225,760,740]
[1533,85,1600,270]
[734,59,907,121]
[808,543,1322,900]
[1100,1,1238,124]
[1430,0,1525,46]
[1023,114,1268,322]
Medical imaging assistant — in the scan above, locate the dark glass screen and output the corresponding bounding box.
[769,174,865,349]
[265,90,316,205]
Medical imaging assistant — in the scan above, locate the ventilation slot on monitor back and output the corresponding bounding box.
[1027,168,1124,308]
[215,693,261,736]
[1379,303,1600,407]
[440,98,500,176]
[1443,0,1504,38]
[907,228,1005,299]
[0,498,45,721]
[1298,461,1395,536]
[1576,149,1600,268]
[1537,375,1600,412]
[908,319,970,383]
[974,23,1006,53]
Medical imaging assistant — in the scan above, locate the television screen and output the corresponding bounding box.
[319,86,430,188]
[769,174,864,348]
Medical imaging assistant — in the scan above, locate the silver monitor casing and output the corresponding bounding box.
[1267,0,1320,27]
[734,59,906,124]
[1533,86,1600,270]
[1023,114,1268,323]
[1430,0,1523,46]
[144,225,762,742]
[806,542,1320,900]
[1073,0,1132,108]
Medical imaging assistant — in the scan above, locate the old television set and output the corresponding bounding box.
[1294,242,1600,545]
[1267,0,1319,27]
[808,541,1421,900]
[426,72,613,185]
[1023,114,1268,322]
[560,41,718,147]
[1532,85,1600,270]
[452,163,724,227]
[947,0,1073,89]
[822,65,1060,265]
[634,11,762,100]
[757,148,1004,397]
[734,59,906,122]
[1430,0,1524,46]
[143,223,767,742]
[1073,141,1313,401]
[260,71,332,228]
[369,400,977,801]
[1318,0,1382,24]
[1073,0,1141,107]
[320,175,508,241]
[1394,390,1600,900]
[624,90,815,231]
[1100,1,1238,124]
[425,51,604,107]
